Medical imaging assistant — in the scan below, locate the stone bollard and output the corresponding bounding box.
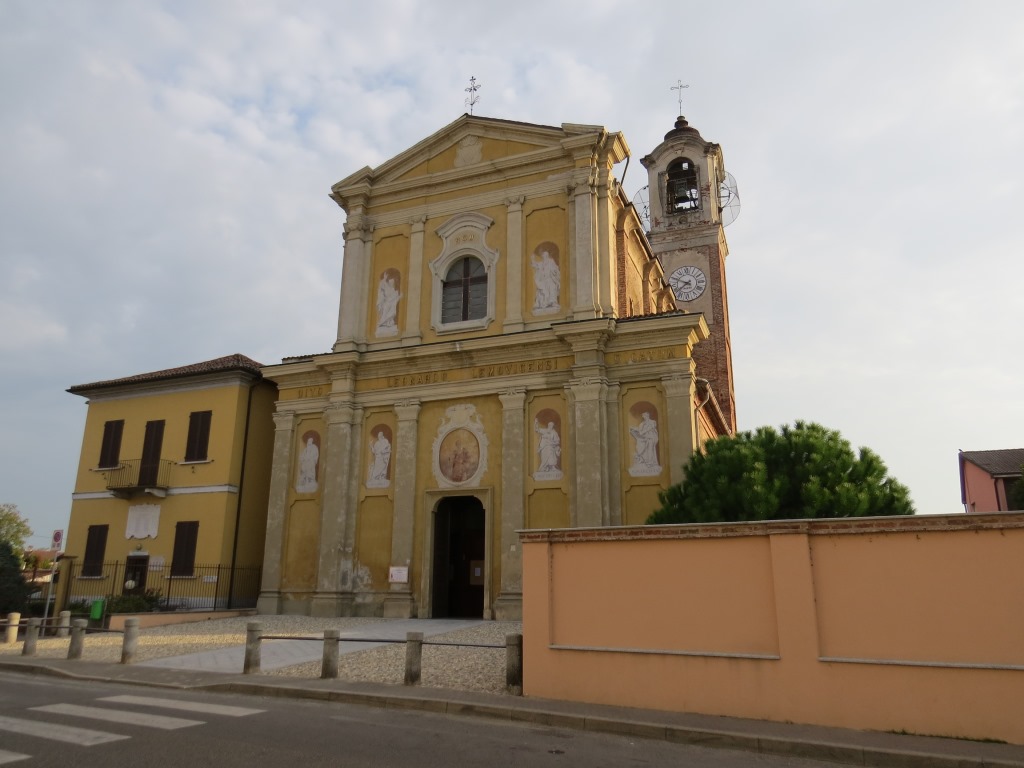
[404,631,423,686]
[22,618,41,657]
[506,633,523,696]
[243,622,262,674]
[57,611,71,638]
[321,629,340,679]
[4,612,20,644]
[68,619,87,660]
[120,617,139,664]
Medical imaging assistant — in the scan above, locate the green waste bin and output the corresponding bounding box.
[89,600,104,621]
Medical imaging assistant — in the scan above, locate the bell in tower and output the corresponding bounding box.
[639,109,740,434]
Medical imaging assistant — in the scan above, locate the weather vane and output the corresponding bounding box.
[671,80,689,116]
[465,76,481,115]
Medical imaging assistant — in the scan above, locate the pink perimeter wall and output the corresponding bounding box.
[521,513,1024,744]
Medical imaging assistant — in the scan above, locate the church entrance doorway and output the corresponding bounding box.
[431,496,485,618]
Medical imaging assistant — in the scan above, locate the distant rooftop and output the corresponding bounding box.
[68,354,264,394]
[959,448,1024,477]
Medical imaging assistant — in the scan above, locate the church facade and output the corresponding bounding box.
[257,113,735,620]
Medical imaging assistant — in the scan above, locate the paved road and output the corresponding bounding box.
[0,673,838,768]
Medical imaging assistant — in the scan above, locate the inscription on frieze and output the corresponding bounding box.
[607,349,678,366]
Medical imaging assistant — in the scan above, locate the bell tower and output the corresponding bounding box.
[639,113,739,433]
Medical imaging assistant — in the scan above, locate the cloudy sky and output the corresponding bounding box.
[3,1,1022,547]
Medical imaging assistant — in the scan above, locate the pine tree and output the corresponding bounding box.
[648,421,914,524]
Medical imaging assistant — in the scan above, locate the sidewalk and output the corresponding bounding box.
[137,618,485,672]
[2,637,1023,768]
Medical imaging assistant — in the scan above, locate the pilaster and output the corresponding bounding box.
[595,165,614,317]
[604,382,622,526]
[495,388,527,619]
[257,411,296,614]
[334,213,372,350]
[383,399,421,618]
[402,215,426,345]
[570,175,599,320]
[311,401,358,617]
[504,197,525,333]
[662,372,697,486]
[568,378,608,528]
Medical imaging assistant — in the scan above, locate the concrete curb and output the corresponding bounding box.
[2,659,1021,768]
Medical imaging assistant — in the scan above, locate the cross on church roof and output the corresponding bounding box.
[465,76,481,115]
[671,80,689,116]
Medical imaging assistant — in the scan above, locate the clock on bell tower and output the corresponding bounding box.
[639,111,739,433]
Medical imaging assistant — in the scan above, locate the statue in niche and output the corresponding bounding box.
[295,431,321,493]
[533,408,563,481]
[366,427,392,488]
[530,243,560,314]
[375,269,401,337]
[628,407,661,477]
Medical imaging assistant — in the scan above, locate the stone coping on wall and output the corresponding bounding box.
[518,511,1024,543]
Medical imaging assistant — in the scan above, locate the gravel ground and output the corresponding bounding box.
[0,616,522,695]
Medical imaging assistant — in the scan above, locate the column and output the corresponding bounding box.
[569,378,607,528]
[383,400,420,618]
[662,372,697,486]
[257,411,296,614]
[495,388,526,620]
[504,196,525,333]
[311,401,358,617]
[402,215,425,345]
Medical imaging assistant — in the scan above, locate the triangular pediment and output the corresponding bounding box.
[332,115,608,196]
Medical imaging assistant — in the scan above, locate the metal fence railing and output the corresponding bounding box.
[60,560,262,612]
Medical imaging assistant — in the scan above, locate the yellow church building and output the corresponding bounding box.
[257,112,737,620]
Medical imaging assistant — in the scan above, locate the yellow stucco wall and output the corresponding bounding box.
[65,375,275,571]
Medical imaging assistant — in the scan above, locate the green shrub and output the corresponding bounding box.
[106,589,163,614]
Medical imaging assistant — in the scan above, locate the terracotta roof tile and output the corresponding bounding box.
[960,448,1024,477]
[68,354,264,394]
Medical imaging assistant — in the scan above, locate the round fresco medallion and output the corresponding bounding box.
[439,428,480,484]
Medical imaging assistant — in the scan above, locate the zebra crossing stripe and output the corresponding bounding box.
[0,715,128,746]
[98,695,264,717]
[30,704,202,730]
[0,749,30,765]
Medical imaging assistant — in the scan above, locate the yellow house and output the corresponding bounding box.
[62,354,276,610]
[258,113,736,620]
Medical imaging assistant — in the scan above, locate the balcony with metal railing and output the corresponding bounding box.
[105,459,174,497]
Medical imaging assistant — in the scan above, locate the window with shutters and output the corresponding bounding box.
[429,212,499,334]
[441,257,488,323]
[171,521,199,577]
[184,410,212,462]
[82,524,108,577]
[98,420,124,469]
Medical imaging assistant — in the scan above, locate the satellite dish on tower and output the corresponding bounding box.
[718,172,741,227]
[632,186,651,232]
